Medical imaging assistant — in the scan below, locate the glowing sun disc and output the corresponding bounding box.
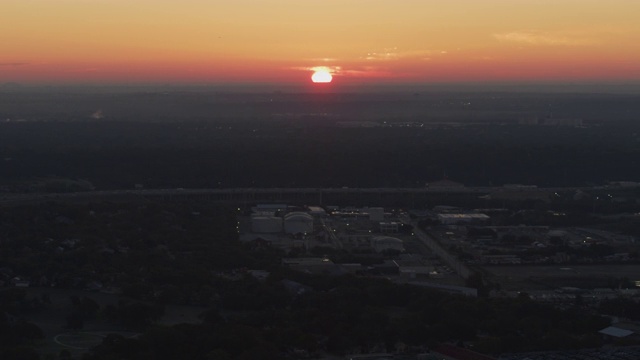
[311,70,332,83]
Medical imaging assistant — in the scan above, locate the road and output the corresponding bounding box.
[0,185,602,207]
[407,218,473,279]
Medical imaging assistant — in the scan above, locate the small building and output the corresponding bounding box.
[12,277,30,287]
[481,254,521,265]
[252,204,287,214]
[599,326,635,340]
[371,236,404,253]
[379,221,400,233]
[368,260,400,275]
[307,206,326,217]
[282,257,344,275]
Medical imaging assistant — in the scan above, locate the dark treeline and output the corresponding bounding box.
[2,91,640,123]
[77,274,610,360]
[1,275,608,359]
[1,118,640,190]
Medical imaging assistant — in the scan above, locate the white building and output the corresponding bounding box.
[284,212,314,235]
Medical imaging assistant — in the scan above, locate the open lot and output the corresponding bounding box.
[500,346,640,360]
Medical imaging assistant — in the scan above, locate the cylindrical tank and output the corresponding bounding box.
[284,212,314,234]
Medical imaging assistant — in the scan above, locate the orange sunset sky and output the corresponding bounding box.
[2,0,640,85]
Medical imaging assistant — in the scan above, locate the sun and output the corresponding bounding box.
[311,69,332,83]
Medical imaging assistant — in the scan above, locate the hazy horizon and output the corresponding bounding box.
[3,80,640,95]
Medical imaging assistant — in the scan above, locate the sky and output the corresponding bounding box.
[2,0,640,86]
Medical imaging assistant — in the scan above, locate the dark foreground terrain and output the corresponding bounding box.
[2,200,635,360]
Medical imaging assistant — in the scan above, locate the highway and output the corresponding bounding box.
[398,213,473,280]
[0,185,604,207]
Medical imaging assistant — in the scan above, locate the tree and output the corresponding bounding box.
[66,311,84,330]
[206,349,232,360]
[118,302,164,330]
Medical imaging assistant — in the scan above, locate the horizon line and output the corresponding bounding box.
[2,80,640,94]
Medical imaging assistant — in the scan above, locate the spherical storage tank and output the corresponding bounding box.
[284,212,314,235]
[371,236,404,253]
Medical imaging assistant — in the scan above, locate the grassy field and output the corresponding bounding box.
[22,288,207,358]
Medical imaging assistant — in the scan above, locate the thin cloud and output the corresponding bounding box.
[291,65,341,74]
[339,68,394,78]
[290,64,393,78]
[308,57,338,62]
[494,32,595,46]
[364,48,399,61]
[362,48,446,62]
[311,66,340,74]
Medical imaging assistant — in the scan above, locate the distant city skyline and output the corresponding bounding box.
[2,0,640,86]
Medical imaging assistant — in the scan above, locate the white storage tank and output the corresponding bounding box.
[284,212,314,235]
